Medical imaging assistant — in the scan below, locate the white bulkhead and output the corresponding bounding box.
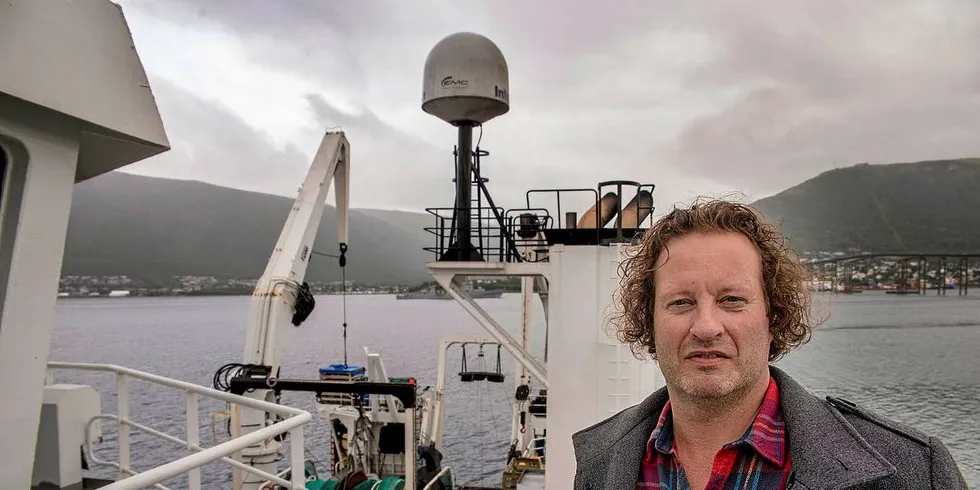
[0,1,169,487]
[545,243,665,490]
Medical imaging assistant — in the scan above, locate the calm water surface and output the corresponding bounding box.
[49,291,979,488]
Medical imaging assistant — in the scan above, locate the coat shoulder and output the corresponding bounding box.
[572,390,665,467]
[825,396,969,489]
[825,396,930,446]
[571,401,649,451]
[572,396,664,490]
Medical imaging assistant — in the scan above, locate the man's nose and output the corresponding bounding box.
[690,304,725,340]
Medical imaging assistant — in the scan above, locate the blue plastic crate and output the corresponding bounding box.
[318,364,366,376]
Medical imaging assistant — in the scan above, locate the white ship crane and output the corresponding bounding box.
[232,130,351,490]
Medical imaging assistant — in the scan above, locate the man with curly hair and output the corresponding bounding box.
[571,198,967,490]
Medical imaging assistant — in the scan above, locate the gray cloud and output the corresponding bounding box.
[302,92,456,210]
[668,0,980,193]
[118,0,713,214]
[124,76,312,197]
[125,76,458,211]
[120,0,980,214]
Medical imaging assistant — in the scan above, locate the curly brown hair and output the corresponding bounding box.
[610,197,814,362]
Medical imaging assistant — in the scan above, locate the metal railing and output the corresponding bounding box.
[47,362,313,490]
[522,437,546,458]
[421,466,453,490]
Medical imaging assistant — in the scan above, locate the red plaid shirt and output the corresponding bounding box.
[637,377,793,489]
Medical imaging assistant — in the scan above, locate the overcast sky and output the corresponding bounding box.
[116,0,980,214]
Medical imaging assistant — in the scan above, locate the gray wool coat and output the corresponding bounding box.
[572,366,969,489]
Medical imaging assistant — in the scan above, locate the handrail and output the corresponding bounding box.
[47,362,306,416]
[523,436,546,457]
[47,362,313,490]
[84,413,307,489]
[422,466,453,490]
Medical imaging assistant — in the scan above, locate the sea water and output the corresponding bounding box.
[49,292,979,488]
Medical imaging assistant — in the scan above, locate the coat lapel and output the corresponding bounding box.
[600,413,659,490]
[770,366,896,489]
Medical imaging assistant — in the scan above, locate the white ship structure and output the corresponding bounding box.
[1,3,665,490]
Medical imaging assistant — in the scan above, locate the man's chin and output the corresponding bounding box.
[676,373,739,399]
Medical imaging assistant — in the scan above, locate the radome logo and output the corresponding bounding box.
[441,76,469,88]
[494,85,509,101]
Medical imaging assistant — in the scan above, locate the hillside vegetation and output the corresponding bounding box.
[61,159,980,284]
[752,158,980,253]
[63,172,435,285]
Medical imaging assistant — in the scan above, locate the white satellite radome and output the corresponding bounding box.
[422,32,509,125]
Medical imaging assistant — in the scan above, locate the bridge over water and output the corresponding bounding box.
[804,252,980,296]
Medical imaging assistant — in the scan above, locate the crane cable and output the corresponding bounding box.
[313,242,350,366]
[340,243,348,366]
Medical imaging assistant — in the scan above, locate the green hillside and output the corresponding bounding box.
[355,208,434,245]
[63,172,435,285]
[752,158,980,253]
[62,159,980,284]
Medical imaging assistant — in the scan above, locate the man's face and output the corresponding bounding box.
[652,231,773,401]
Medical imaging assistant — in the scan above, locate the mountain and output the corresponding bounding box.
[63,158,980,284]
[62,172,437,285]
[751,158,980,254]
[355,208,434,246]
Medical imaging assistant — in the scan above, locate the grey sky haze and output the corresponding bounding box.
[116,0,980,214]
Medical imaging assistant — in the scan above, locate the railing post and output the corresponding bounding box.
[290,427,304,489]
[404,407,416,490]
[231,404,243,490]
[186,391,201,490]
[117,373,130,480]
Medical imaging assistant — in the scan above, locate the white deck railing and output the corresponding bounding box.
[523,436,546,458]
[47,362,313,490]
[421,466,453,490]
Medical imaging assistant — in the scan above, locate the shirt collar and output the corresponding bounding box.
[646,376,788,467]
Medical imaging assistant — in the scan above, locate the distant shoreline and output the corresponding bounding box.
[56,288,522,299]
[55,290,401,299]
